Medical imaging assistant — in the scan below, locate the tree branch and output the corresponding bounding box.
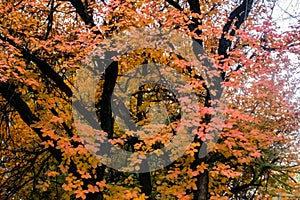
[0,82,63,163]
[218,0,254,80]
[218,0,254,61]
[166,0,183,11]
[0,81,105,199]
[0,34,72,97]
[69,0,96,27]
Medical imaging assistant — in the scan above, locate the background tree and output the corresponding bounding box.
[0,0,299,200]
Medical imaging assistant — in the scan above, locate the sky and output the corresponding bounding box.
[272,0,300,104]
[272,0,300,30]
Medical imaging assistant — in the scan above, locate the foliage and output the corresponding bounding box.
[0,0,299,199]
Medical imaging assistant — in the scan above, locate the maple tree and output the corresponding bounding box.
[0,0,299,200]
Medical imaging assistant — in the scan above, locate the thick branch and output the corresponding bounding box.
[0,82,63,162]
[187,0,202,46]
[69,0,96,27]
[218,0,254,61]
[0,81,104,199]
[166,0,183,11]
[0,34,72,97]
[99,61,118,138]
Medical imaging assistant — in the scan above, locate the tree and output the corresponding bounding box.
[0,0,299,199]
